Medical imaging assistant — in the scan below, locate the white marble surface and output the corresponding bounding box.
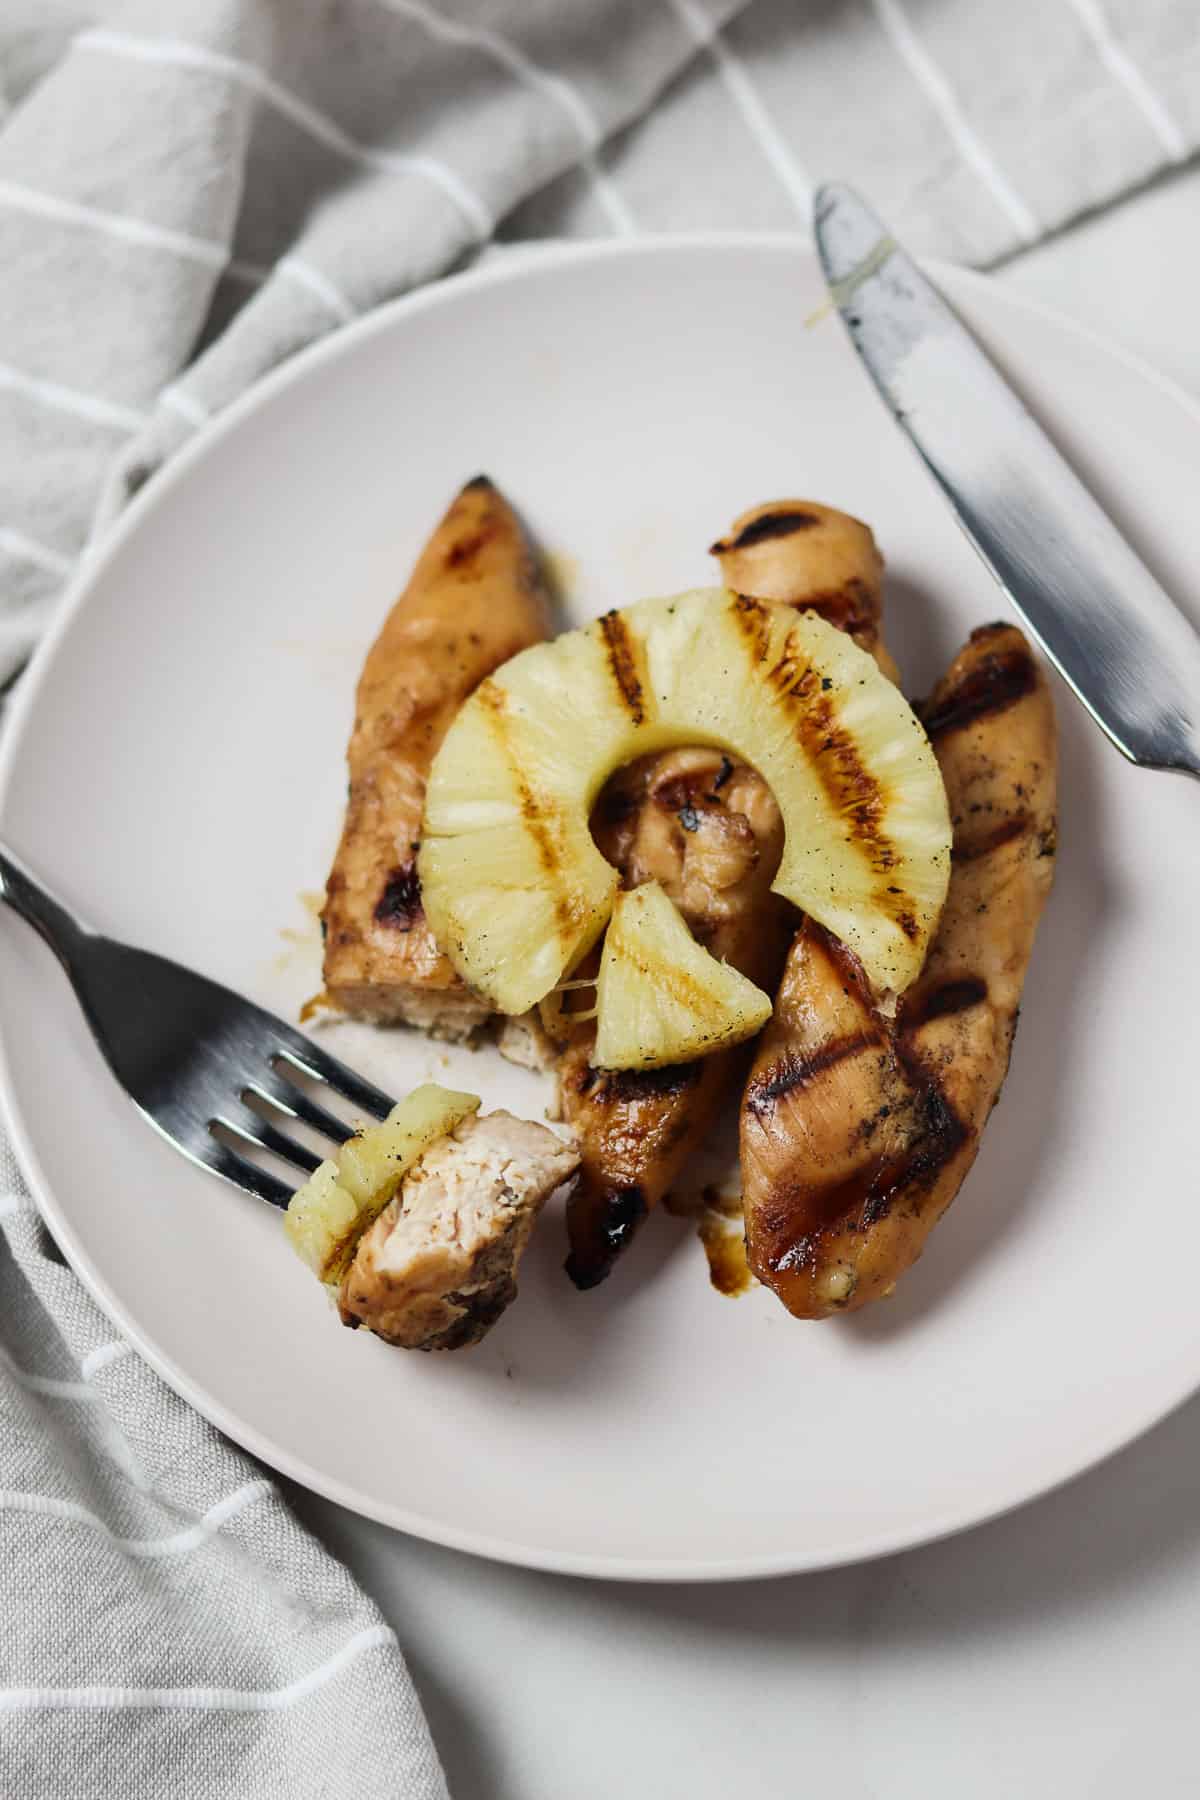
[296,167,1200,1800]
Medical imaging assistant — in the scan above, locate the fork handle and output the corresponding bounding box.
[0,843,90,969]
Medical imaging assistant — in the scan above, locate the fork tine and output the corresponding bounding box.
[197,1138,293,1211]
[213,1111,322,1176]
[245,1072,355,1145]
[274,1039,394,1121]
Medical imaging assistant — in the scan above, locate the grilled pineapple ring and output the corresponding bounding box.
[420,589,951,1016]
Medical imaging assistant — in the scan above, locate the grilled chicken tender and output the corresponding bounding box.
[711,498,900,683]
[561,497,892,1288]
[741,623,1057,1318]
[339,1112,579,1349]
[322,477,552,1038]
[560,750,791,1287]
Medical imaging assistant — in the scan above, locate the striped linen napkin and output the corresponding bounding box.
[1,1,1198,1793]
[0,1138,447,1798]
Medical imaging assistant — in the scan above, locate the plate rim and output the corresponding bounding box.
[2,231,1199,1582]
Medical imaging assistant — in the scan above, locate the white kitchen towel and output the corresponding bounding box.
[1,0,1198,1793]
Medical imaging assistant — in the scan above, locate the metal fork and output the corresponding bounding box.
[0,842,395,1207]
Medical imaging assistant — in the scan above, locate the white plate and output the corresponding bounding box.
[1,239,1197,1581]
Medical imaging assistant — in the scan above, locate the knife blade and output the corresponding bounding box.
[813,182,1200,780]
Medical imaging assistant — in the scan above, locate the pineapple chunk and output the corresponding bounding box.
[421,589,951,1013]
[283,1160,362,1284]
[594,882,772,1070]
[284,1082,480,1282]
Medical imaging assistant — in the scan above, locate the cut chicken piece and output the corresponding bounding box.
[741,623,1058,1318]
[338,1112,579,1349]
[322,476,553,1039]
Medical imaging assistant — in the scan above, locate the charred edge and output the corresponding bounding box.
[583,1061,704,1106]
[479,684,576,940]
[811,921,872,997]
[953,815,1033,862]
[799,578,877,633]
[374,862,423,929]
[903,977,987,1030]
[746,1031,883,1116]
[591,782,641,830]
[564,1185,647,1289]
[422,1278,517,1351]
[462,474,494,492]
[919,645,1036,738]
[710,509,822,553]
[968,620,1010,644]
[598,610,646,724]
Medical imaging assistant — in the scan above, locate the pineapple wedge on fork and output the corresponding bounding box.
[420,588,952,1021]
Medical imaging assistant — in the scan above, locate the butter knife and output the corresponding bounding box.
[813,183,1200,780]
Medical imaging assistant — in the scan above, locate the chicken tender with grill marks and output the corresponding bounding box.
[741,623,1057,1319]
[322,476,552,1039]
[558,749,791,1286]
[338,1113,579,1350]
[711,498,899,682]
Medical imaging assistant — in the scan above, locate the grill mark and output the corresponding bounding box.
[953,814,1032,862]
[763,1066,969,1265]
[903,977,987,1029]
[920,644,1036,738]
[598,610,646,725]
[477,682,577,942]
[755,963,973,1273]
[373,862,423,930]
[731,592,772,663]
[729,603,904,883]
[746,1030,883,1115]
[711,508,822,552]
[853,1082,968,1230]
